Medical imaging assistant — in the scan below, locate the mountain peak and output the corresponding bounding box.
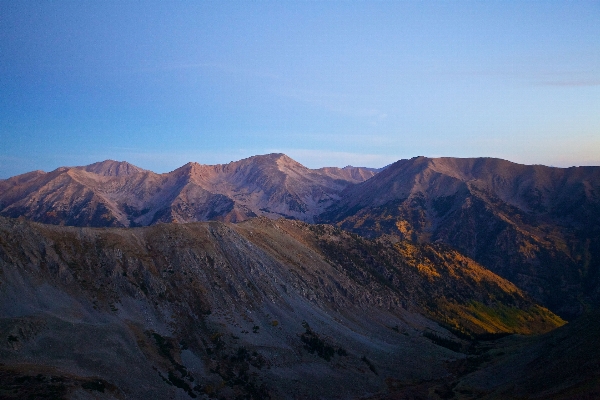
[274,153,306,169]
[0,153,381,227]
[81,160,144,176]
[181,161,202,170]
[243,153,295,164]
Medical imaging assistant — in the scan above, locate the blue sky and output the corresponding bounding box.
[1,1,599,177]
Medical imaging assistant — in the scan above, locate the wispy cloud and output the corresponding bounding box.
[435,66,600,88]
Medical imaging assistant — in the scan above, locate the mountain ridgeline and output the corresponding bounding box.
[2,154,600,318]
[0,153,377,227]
[1,153,600,398]
[320,156,600,319]
[0,216,563,399]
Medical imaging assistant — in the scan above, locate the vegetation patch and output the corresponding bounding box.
[206,344,271,399]
[0,366,117,399]
[81,380,106,392]
[423,331,463,353]
[300,322,347,362]
[360,356,378,375]
[148,331,197,398]
[464,302,566,335]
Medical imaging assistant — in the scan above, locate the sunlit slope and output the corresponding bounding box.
[321,156,600,319]
[242,219,563,337]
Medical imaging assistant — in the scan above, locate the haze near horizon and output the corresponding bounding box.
[1,1,599,178]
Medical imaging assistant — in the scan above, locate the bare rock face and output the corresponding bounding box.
[82,160,145,176]
[320,156,600,319]
[316,165,382,183]
[0,154,377,228]
[0,216,561,399]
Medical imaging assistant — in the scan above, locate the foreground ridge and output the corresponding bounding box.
[0,216,563,398]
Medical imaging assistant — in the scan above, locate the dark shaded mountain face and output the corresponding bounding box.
[449,307,600,399]
[0,154,377,227]
[0,216,562,399]
[320,156,600,319]
[367,307,600,399]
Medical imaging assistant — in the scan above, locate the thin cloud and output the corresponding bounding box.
[437,67,600,88]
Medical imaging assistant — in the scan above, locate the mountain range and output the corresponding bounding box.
[0,153,377,227]
[322,156,600,319]
[2,154,599,318]
[1,153,600,398]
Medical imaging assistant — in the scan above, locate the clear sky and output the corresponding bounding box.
[1,1,599,177]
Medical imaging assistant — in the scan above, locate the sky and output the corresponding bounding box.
[1,1,599,177]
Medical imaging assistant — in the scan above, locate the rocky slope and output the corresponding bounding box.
[0,216,562,399]
[366,307,600,399]
[0,154,377,227]
[320,156,600,319]
[450,307,600,399]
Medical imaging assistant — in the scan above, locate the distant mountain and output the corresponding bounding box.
[82,159,148,177]
[3,154,600,319]
[0,153,377,227]
[316,165,383,182]
[320,156,600,318]
[0,216,562,399]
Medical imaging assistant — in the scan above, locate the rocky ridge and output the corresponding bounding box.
[0,153,377,228]
[0,216,562,399]
[320,156,600,318]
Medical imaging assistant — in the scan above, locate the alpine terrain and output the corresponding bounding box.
[0,154,377,227]
[0,154,599,399]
